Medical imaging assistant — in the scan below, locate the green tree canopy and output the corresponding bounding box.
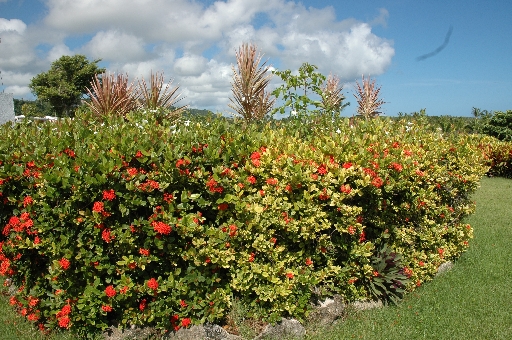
[482,110,512,141]
[29,55,105,117]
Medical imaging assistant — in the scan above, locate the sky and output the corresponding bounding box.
[0,0,511,117]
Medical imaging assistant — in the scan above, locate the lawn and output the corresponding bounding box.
[1,176,511,340]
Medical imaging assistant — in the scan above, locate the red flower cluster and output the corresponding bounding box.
[247,175,257,184]
[92,201,104,213]
[105,285,116,298]
[56,305,71,328]
[340,184,351,194]
[248,252,255,262]
[206,178,223,194]
[250,151,261,167]
[59,258,70,270]
[305,258,313,266]
[102,189,116,201]
[147,278,159,291]
[101,228,114,243]
[138,180,160,192]
[317,164,328,175]
[163,193,174,203]
[2,213,35,236]
[389,162,403,172]
[139,298,147,311]
[286,272,294,279]
[139,248,150,256]
[102,305,113,312]
[151,221,172,235]
[23,195,33,207]
[266,178,278,186]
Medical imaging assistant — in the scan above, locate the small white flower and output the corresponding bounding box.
[336,128,341,134]
[184,120,191,126]
[291,110,297,116]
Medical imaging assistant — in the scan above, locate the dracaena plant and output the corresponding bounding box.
[353,75,385,120]
[229,43,275,123]
[319,74,349,118]
[137,71,188,124]
[85,72,139,120]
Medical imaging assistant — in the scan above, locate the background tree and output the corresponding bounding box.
[29,55,105,117]
[482,110,512,141]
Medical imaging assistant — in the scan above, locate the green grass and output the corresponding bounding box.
[1,177,511,340]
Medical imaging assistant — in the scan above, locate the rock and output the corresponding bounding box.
[202,324,242,340]
[306,295,345,327]
[254,318,306,340]
[163,325,207,340]
[350,299,383,311]
[103,325,159,340]
[436,261,454,276]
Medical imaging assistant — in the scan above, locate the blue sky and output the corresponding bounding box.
[0,0,511,117]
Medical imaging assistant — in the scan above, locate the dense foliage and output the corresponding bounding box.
[0,111,489,338]
[482,110,512,142]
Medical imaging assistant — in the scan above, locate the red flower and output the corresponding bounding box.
[229,224,237,237]
[180,300,187,308]
[58,316,70,328]
[340,184,352,194]
[27,313,39,321]
[102,305,113,312]
[266,178,278,186]
[347,225,356,235]
[181,318,191,328]
[139,299,147,311]
[286,272,294,279]
[218,203,229,211]
[259,190,265,196]
[147,278,159,291]
[342,162,353,169]
[305,258,313,266]
[92,201,104,213]
[120,286,129,294]
[359,231,366,243]
[163,193,174,203]
[371,177,383,188]
[23,196,33,207]
[248,252,255,262]
[151,221,172,235]
[105,285,116,298]
[247,176,257,184]
[139,248,150,256]
[389,163,403,172]
[102,189,116,201]
[58,258,70,270]
[102,228,114,243]
[317,164,327,175]
[135,150,143,158]
[270,237,277,244]
[310,173,318,180]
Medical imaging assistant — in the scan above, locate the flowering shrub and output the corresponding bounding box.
[0,112,488,337]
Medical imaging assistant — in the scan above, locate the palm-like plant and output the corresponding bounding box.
[85,72,139,119]
[229,43,275,123]
[137,71,187,123]
[353,75,385,120]
[320,74,348,116]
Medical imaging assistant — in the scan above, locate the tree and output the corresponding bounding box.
[353,75,385,120]
[29,55,105,117]
[482,110,512,141]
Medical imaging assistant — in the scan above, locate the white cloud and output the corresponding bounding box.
[2,0,395,111]
[4,85,31,97]
[82,30,148,63]
[174,54,209,76]
[0,18,26,33]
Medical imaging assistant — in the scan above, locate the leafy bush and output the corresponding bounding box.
[0,113,488,338]
[482,110,512,141]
